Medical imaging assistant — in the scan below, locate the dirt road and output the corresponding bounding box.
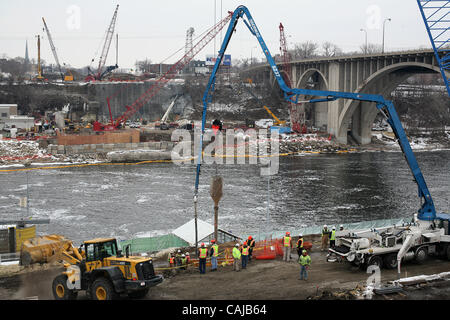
[1,248,449,300]
[147,250,450,300]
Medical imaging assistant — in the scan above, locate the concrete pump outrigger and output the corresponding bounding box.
[194,5,450,277]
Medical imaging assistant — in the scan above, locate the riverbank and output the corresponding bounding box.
[1,130,449,169]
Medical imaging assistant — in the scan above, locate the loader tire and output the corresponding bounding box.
[127,288,149,299]
[52,274,78,300]
[91,277,118,300]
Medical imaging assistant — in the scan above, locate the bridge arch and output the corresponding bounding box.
[296,68,329,89]
[296,68,329,128]
[337,62,444,144]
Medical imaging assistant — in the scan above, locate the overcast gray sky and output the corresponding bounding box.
[0,0,434,69]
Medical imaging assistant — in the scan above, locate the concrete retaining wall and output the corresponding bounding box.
[47,141,175,156]
[57,129,140,146]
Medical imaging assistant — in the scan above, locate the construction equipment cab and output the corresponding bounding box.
[52,237,163,300]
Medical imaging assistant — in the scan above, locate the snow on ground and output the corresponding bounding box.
[0,140,50,160]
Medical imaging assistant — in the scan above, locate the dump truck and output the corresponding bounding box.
[21,235,163,300]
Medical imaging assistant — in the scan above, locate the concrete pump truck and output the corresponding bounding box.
[193,5,450,278]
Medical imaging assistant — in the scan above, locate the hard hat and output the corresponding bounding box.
[248,236,252,240]
[211,239,216,243]
[299,233,303,237]
[302,250,307,254]
[182,254,185,257]
[340,224,344,227]
[201,242,205,247]
[286,231,290,235]
[178,249,181,253]
[235,243,240,247]
[185,252,190,255]
[332,226,336,230]
[324,225,328,228]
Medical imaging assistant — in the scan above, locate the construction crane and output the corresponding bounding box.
[161,95,179,124]
[185,27,195,63]
[85,5,119,82]
[96,12,234,131]
[416,0,450,97]
[42,17,64,81]
[279,23,304,133]
[194,6,450,278]
[242,80,286,126]
[35,35,44,81]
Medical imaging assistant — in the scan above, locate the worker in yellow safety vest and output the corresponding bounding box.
[232,243,241,272]
[298,249,312,281]
[181,254,187,270]
[330,226,336,248]
[210,239,219,272]
[241,242,249,269]
[282,232,292,262]
[198,243,207,274]
[296,233,304,257]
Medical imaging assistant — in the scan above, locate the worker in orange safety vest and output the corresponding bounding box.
[241,242,249,269]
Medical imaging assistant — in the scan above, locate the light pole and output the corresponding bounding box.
[360,29,367,54]
[382,18,391,54]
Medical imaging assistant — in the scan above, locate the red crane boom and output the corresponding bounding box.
[279,23,304,133]
[106,12,233,129]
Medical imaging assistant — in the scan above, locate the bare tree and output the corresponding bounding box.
[291,41,319,60]
[135,58,153,73]
[321,42,343,57]
[360,43,383,54]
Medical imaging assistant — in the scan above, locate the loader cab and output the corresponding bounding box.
[84,238,118,262]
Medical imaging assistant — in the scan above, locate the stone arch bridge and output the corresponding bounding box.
[242,50,448,144]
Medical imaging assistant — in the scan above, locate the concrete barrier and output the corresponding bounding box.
[106,150,172,162]
[47,141,175,157]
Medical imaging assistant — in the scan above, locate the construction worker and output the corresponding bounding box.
[330,226,336,248]
[198,243,208,274]
[210,240,219,272]
[185,252,191,267]
[168,252,175,268]
[298,249,312,281]
[296,233,304,257]
[232,243,241,272]
[241,242,249,269]
[321,225,329,251]
[247,236,256,262]
[175,249,182,266]
[282,232,292,262]
[181,254,187,270]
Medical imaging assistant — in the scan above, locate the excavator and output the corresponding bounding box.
[20,235,163,300]
[194,5,450,278]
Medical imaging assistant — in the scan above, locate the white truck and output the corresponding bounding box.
[327,214,450,274]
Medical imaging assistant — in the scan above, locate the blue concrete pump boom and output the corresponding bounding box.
[194,5,444,222]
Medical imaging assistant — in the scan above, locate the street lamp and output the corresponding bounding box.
[382,18,391,54]
[360,28,368,54]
